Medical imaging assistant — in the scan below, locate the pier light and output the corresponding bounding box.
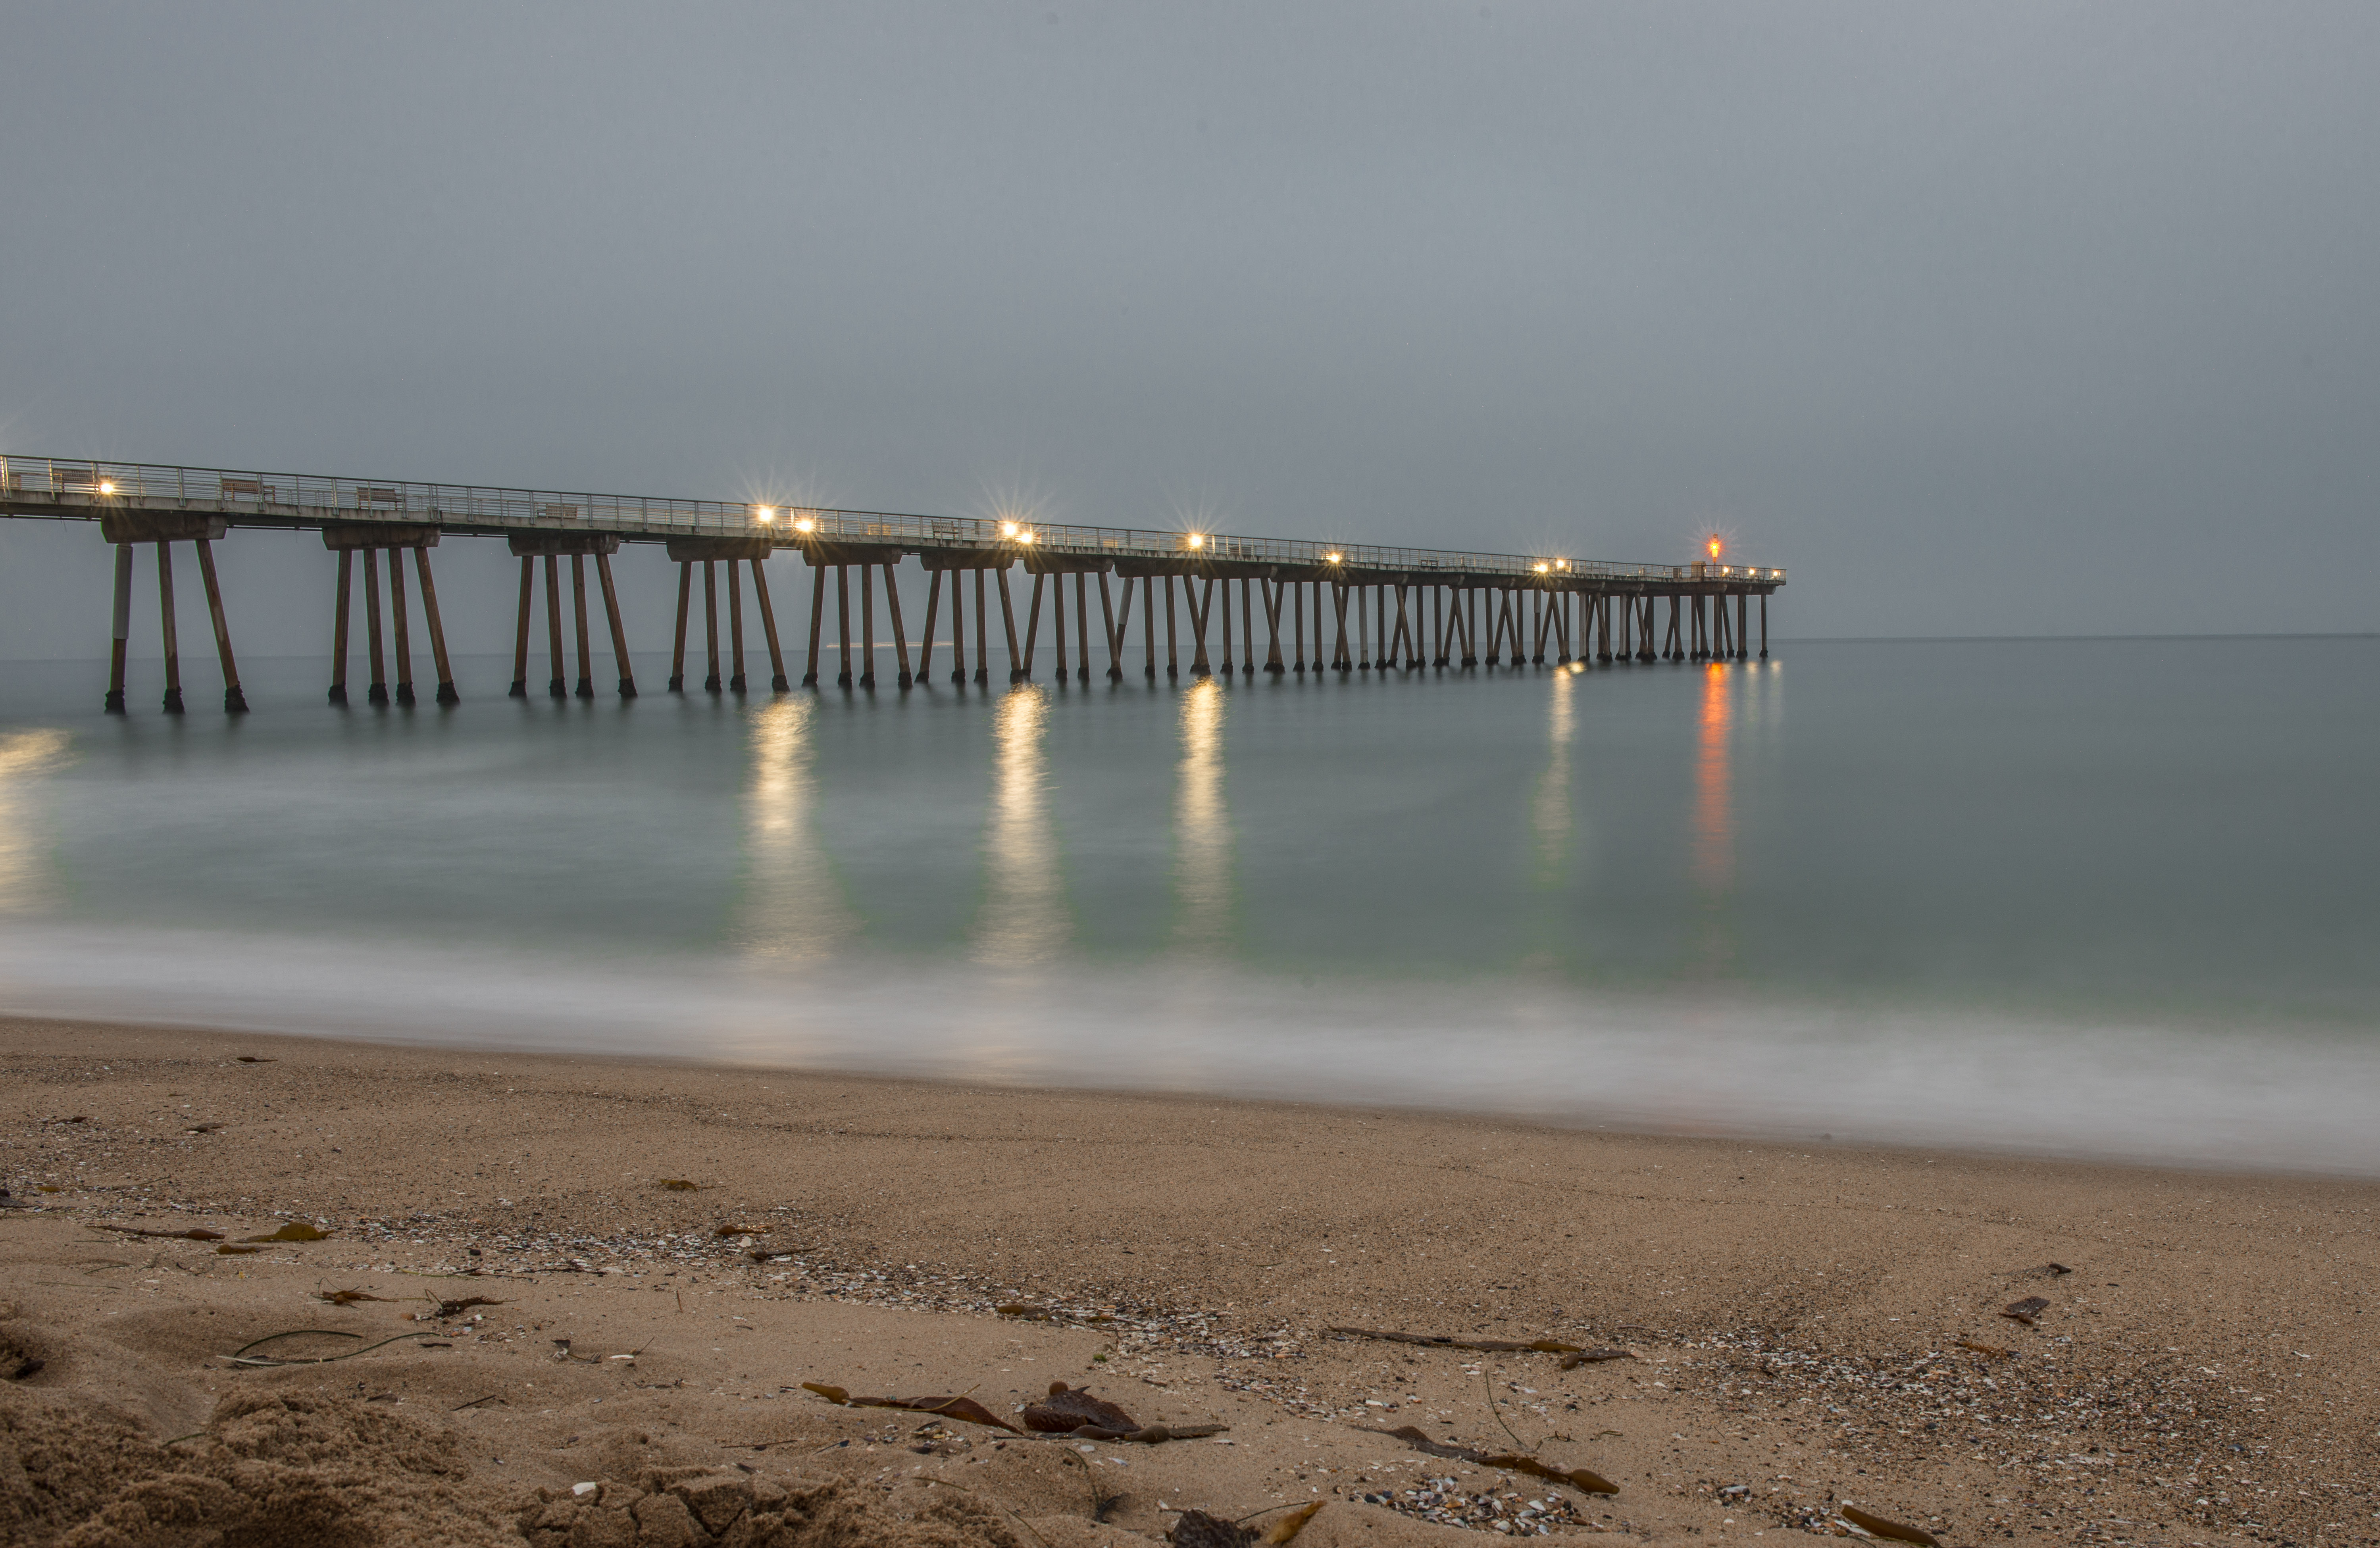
[1533,561,1549,574]
[1707,538,1722,559]
[1000,521,1019,538]
[1018,529,1037,544]
[98,480,115,495]
[1326,551,1343,564]
[1186,533,1204,550]
[752,505,775,523]
[793,515,816,534]
[1555,559,1568,571]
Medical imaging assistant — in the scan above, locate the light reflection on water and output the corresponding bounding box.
[973,686,1069,966]
[738,696,858,961]
[1171,679,1233,956]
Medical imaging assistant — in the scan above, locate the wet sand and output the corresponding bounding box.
[3,1015,2373,1546]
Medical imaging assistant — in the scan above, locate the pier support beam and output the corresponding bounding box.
[1099,572,1123,681]
[597,550,636,698]
[835,565,852,687]
[1189,578,1214,677]
[976,570,992,685]
[1760,592,1768,659]
[727,558,747,692]
[389,542,416,704]
[194,538,246,713]
[516,558,539,696]
[570,554,593,698]
[1164,576,1179,679]
[703,560,723,693]
[327,549,350,707]
[106,543,133,712]
[672,562,693,692]
[804,567,825,687]
[918,569,943,685]
[997,566,1022,682]
[363,548,389,706]
[1022,573,1044,681]
[540,556,566,697]
[884,562,912,688]
[1262,579,1285,674]
[859,562,876,688]
[413,548,458,704]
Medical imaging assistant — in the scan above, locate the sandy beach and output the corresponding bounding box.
[3,1015,2373,1547]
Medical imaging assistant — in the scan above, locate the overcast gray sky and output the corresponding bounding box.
[3,1,2375,655]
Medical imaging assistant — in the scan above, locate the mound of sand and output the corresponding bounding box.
[3,1384,506,1548]
[515,1468,1029,1548]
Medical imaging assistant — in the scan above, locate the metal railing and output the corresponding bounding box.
[0,454,1784,587]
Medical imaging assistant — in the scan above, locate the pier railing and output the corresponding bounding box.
[0,454,1784,587]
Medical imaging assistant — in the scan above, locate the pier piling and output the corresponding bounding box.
[390,541,416,705]
[597,550,634,698]
[327,549,351,707]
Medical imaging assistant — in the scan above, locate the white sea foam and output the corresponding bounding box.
[2,920,2374,1177]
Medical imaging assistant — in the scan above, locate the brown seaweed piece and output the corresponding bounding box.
[1358,1424,1619,1496]
[1556,1348,1637,1369]
[2001,1296,2051,1325]
[95,1224,227,1242]
[1023,1382,1139,1434]
[1841,1504,1941,1546]
[800,1383,1021,1432]
[1328,1325,1584,1354]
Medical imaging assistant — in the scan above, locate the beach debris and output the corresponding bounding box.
[2001,1296,2051,1325]
[428,1295,506,1319]
[451,1392,506,1411]
[7,1357,46,1381]
[317,1288,397,1306]
[215,1245,262,1256]
[50,1115,89,1124]
[185,1123,224,1134]
[1557,1348,1638,1370]
[0,1189,35,1210]
[656,1179,700,1191]
[1174,1502,1325,1546]
[227,1329,442,1366]
[241,1222,330,1243]
[1169,1510,1253,1548]
[234,1055,277,1063]
[1357,1424,1619,1496]
[711,1222,770,1236]
[799,1382,1022,1432]
[1024,1381,1139,1434]
[1955,1338,2013,1358]
[2046,1262,2073,1276]
[95,1223,227,1241]
[997,1302,1116,1325]
[1840,1504,1942,1545]
[1358,1480,1594,1536]
[1328,1326,1585,1354]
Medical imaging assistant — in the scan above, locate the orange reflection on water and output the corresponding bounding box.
[1691,662,1735,896]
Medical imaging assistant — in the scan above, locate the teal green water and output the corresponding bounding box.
[0,638,2373,1169]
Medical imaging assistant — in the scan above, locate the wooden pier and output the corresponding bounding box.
[0,455,1784,712]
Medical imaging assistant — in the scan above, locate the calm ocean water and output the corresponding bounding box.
[0,637,2374,1171]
